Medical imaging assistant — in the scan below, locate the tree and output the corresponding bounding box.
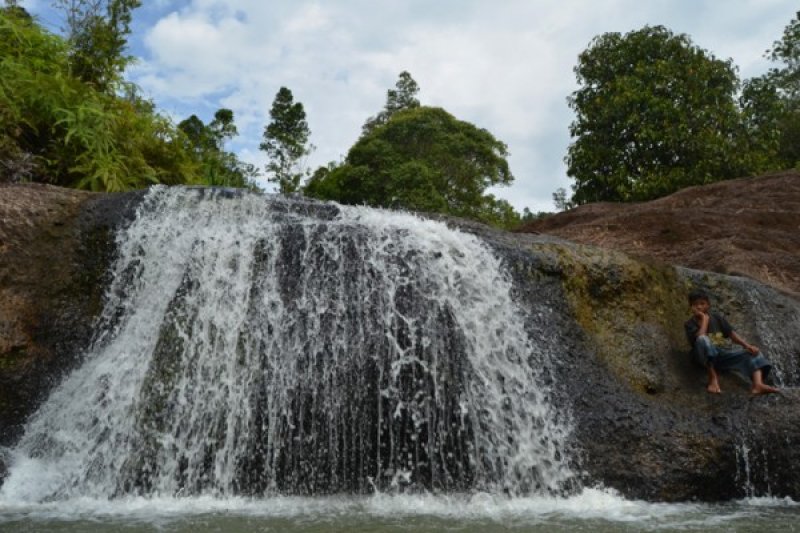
[362,71,420,135]
[520,207,550,223]
[208,108,237,146]
[0,8,200,189]
[552,187,571,211]
[1,1,31,20]
[738,76,785,171]
[768,10,800,101]
[179,109,256,188]
[179,109,237,154]
[566,25,746,204]
[305,106,517,228]
[53,0,141,92]
[260,87,312,194]
[741,11,800,169]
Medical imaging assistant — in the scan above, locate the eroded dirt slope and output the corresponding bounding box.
[518,170,800,297]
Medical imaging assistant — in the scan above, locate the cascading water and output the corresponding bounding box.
[0,186,575,502]
[738,282,800,385]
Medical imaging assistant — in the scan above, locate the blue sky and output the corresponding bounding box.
[21,0,798,211]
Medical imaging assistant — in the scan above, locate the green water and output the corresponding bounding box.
[1,492,798,532]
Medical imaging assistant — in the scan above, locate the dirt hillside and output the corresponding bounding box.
[518,170,800,297]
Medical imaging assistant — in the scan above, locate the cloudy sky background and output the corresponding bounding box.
[21,0,798,212]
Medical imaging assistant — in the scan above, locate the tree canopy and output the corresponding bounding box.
[6,2,799,216]
[305,106,518,228]
[260,87,312,194]
[566,25,747,204]
[53,0,141,93]
[362,71,421,135]
[0,6,254,190]
[741,10,800,170]
[178,109,256,188]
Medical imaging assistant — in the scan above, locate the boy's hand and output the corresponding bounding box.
[691,305,708,320]
[745,344,759,355]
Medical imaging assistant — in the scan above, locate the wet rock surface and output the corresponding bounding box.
[449,215,800,502]
[0,184,144,447]
[1,183,799,501]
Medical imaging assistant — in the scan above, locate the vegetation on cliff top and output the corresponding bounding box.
[566,15,800,205]
[304,105,520,228]
[0,3,253,191]
[2,2,800,228]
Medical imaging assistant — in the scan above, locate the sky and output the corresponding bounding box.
[20,0,798,212]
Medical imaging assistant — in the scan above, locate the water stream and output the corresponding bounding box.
[0,187,797,531]
[1,186,573,500]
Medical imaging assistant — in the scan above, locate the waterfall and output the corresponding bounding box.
[739,282,800,385]
[0,187,575,501]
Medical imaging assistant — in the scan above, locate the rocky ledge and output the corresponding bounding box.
[0,184,143,447]
[438,197,800,502]
[1,183,798,501]
[518,170,800,298]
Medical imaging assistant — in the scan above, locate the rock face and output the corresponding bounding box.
[0,184,143,447]
[449,218,800,502]
[1,182,799,501]
[518,170,800,298]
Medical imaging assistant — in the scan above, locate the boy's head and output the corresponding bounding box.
[688,289,711,312]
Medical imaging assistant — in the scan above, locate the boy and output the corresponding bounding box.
[684,289,778,395]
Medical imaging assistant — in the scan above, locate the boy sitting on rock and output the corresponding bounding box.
[685,289,779,395]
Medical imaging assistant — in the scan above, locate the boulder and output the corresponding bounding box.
[473,225,800,501]
[1,183,798,501]
[0,184,143,446]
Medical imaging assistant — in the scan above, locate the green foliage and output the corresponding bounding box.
[178,109,257,188]
[520,207,552,224]
[260,87,312,194]
[738,76,786,171]
[362,70,421,135]
[552,187,572,211]
[768,10,800,100]
[53,0,141,93]
[741,10,800,169]
[566,26,746,204]
[305,106,517,228]
[0,9,198,189]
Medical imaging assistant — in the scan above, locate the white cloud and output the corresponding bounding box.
[32,0,795,212]
[283,3,329,34]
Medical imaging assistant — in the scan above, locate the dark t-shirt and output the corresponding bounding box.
[684,312,734,349]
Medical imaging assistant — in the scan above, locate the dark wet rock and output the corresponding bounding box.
[0,184,144,446]
[1,183,799,501]
[0,448,6,484]
[444,216,800,502]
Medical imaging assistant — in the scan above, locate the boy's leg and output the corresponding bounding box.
[751,369,778,395]
[707,365,721,394]
[693,336,720,393]
[715,347,779,395]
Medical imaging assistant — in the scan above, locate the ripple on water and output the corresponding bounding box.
[0,489,798,533]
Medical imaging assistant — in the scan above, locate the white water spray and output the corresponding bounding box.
[0,187,574,501]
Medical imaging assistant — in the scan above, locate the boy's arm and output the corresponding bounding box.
[730,331,759,354]
[691,306,709,337]
[696,315,709,337]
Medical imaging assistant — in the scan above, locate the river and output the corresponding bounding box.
[2,491,799,532]
[1,188,797,531]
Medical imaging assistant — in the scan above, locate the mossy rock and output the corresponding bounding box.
[534,242,689,394]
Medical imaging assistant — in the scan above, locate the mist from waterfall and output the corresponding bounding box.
[0,186,575,502]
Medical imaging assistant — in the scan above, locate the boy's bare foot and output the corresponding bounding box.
[707,382,721,394]
[750,384,779,395]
